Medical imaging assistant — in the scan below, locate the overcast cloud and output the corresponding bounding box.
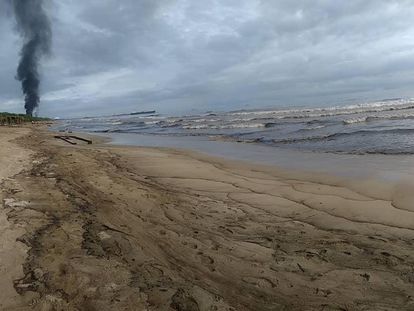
[1,0,414,117]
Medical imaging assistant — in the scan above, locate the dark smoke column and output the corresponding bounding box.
[12,0,51,116]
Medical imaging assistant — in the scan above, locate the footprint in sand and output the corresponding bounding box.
[242,276,278,289]
[198,253,216,271]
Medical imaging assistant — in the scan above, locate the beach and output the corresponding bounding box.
[1,126,414,310]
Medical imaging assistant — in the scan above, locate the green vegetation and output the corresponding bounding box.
[0,112,51,125]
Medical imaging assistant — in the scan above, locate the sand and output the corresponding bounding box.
[0,127,34,310]
[1,126,414,310]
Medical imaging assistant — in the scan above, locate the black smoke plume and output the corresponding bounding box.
[12,0,51,116]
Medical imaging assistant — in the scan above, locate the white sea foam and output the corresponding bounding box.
[343,117,369,125]
[182,123,265,130]
[144,120,160,125]
[304,125,326,130]
[220,123,265,129]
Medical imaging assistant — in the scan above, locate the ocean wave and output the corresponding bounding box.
[302,125,326,130]
[144,120,161,125]
[182,123,266,130]
[342,117,370,125]
[119,121,146,127]
[228,99,414,120]
[343,113,414,124]
[271,128,414,145]
[264,122,279,128]
[182,124,210,129]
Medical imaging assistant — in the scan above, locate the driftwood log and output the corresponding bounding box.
[54,135,92,145]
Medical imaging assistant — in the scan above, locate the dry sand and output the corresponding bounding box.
[1,126,414,310]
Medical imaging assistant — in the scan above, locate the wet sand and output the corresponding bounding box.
[98,132,414,182]
[1,126,414,310]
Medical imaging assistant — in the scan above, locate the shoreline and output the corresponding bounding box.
[92,131,414,182]
[92,131,414,211]
[1,126,414,310]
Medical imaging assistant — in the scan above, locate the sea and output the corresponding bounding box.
[56,98,414,155]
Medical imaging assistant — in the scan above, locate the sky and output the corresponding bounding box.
[1,0,414,117]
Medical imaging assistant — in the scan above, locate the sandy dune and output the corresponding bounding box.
[1,127,414,310]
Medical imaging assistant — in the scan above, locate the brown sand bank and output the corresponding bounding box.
[1,126,414,310]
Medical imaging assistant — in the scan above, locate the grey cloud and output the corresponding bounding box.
[1,0,414,117]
